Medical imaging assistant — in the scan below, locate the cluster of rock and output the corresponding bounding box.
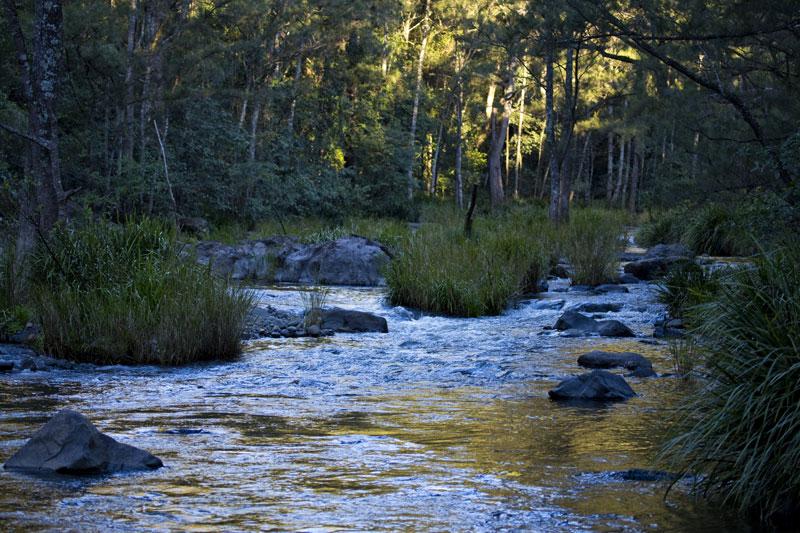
[553,310,634,338]
[0,344,89,374]
[243,305,388,340]
[190,235,391,286]
[623,243,694,281]
[547,348,657,402]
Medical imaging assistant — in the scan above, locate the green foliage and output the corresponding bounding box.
[637,208,687,248]
[561,209,626,286]
[386,208,554,317]
[656,262,724,319]
[0,244,31,339]
[30,220,253,365]
[682,204,747,256]
[661,244,800,523]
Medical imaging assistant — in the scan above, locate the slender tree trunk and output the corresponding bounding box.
[612,136,625,204]
[691,131,700,179]
[430,119,444,195]
[622,137,633,206]
[606,130,614,202]
[249,97,262,162]
[405,0,431,201]
[545,45,560,222]
[586,145,594,203]
[488,62,514,208]
[124,0,137,159]
[455,70,464,209]
[287,55,302,136]
[628,147,640,213]
[514,85,525,199]
[558,45,575,222]
[576,132,591,201]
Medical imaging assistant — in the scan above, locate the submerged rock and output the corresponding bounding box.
[617,273,641,284]
[577,351,656,377]
[548,370,636,401]
[594,284,629,294]
[554,311,634,338]
[320,308,388,333]
[611,469,680,482]
[4,410,163,475]
[193,235,390,286]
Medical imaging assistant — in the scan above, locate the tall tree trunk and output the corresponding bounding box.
[429,119,444,195]
[586,144,594,203]
[622,137,633,206]
[558,45,575,222]
[124,0,138,159]
[249,97,262,163]
[606,130,614,202]
[454,68,464,209]
[287,55,302,136]
[405,0,431,201]
[545,45,560,222]
[514,84,526,199]
[628,146,640,213]
[576,132,591,201]
[612,136,626,204]
[488,62,514,208]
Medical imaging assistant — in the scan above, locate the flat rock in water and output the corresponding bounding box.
[554,311,634,338]
[531,299,566,310]
[594,284,629,294]
[549,370,636,401]
[617,273,641,284]
[572,302,622,313]
[3,410,163,475]
[611,469,680,482]
[577,351,656,377]
[320,308,388,333]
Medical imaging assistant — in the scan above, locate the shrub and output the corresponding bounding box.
[661,243,800,524]
[637,208,686,247]
[31,220,253,365]
[683,204,749,256]
[562,209,625,286]
[385,213,551,317]
[656,262,724,319]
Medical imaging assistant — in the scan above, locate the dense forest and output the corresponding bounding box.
[2,0,798,231]
[1,0,800,530]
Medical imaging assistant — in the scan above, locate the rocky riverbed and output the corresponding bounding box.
[0,275,747,531]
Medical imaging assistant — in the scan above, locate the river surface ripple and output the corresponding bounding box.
[0,281,745,531]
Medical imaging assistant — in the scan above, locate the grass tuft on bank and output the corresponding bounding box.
[561,209,626,285]
[661,242,800,524]
[31,220,253,365]
[386,208,557,317]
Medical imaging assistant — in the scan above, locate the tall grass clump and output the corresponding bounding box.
[661,243,800,524]
[562,209,626,285]
[0,244,32,339]
[385,213,551,317]
[31,220,253,365]
[656,262,724,319]
[637,207,687,247]
[300,286,330,328]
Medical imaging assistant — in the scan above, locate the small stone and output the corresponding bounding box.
[306,325,321,337]
[548,370,636,402]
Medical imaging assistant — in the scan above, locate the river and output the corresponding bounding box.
[0,281,746,531]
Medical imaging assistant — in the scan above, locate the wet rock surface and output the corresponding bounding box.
[243,305,387,339]
[4,410,163,475]
[548,369,636,401]
[577,350,656,377]
[554,310,635,337]
[192,236,390,286]
[623,243,695,281]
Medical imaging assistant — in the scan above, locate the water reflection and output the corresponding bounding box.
[0,284,746,531]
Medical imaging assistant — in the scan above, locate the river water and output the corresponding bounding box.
[0,281,746,531]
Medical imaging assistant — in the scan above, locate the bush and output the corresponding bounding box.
[661,243,800,524]
[385,211,552,317]
[656,262,724,319]
[637,208,686,247]
[562,209,626,286]
[31,220,253,365]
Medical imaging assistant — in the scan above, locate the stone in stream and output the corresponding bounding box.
[611,469,680,482]
[4,410,163,475]
[554,311,635,338]
[548,370,636,401]
[0,360,13,372]
[617,273,641,284]
[532,299,566,310]
[623,243,694,281]
[320,308,388,333]
[572,302,622,313]
[577,351,656,378]
[594,284,629,294]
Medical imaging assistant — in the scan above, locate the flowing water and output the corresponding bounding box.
[0,281,746,531]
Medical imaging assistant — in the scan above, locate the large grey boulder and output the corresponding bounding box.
[277,236,390,286]
[623,243,694,281]
[4,410,163,475]
[554,310,634,337]
[548,370,636,401]
[192,236,390,286]
[577,350,656,377]
[320,308,388,333]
